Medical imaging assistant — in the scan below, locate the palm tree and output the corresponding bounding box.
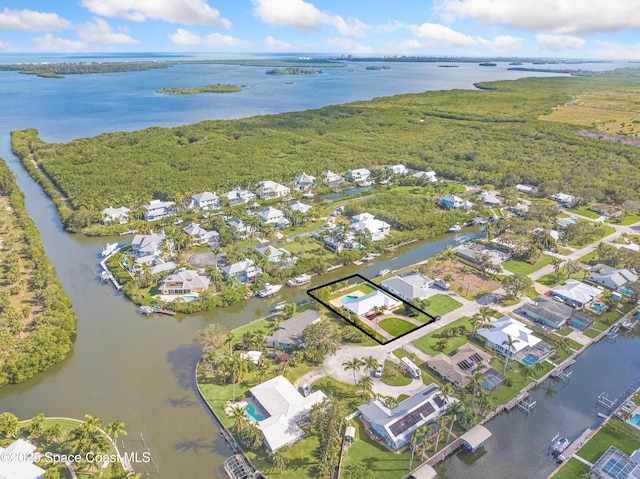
[105,420,127,450]
[552,258,564,281]
[470,313,490,338]
[445,402,465,443]
[267,448,288,473]
[501,335,520,375]
[211,247,222,268]
[363,355,379,374]
[231,405,249,433]
[420,423,436,461]
[440,382,455,405]
[343,357,363,385]
[382,395,398,409]
[357,375,375,399]
[471,363,487,410]
[409,428,420,470]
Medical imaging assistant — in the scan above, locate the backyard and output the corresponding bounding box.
[502,254,554,275]
[423,294,463,317]
[420,258,501,300]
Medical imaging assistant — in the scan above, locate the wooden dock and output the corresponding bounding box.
[99,257,122,291]
[385,239,418,252]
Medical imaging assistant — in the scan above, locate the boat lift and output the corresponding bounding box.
[516,394,536,414]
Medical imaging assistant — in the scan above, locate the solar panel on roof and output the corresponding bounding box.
[433,396,445,408]
[388,402,436,437]
[457,359,472,370]
[469,353,483,363]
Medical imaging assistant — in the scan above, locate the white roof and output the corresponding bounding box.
[0,439,45,479]
[477,316,540,353]
[143,199,175,211]
[258,207,284,221]
[412,170,437,179]
[344,290,401,316]
[352,212,375,222]
[290,201,312,214]
[551,279,604,304]
[222,259,256,275]
[259,181,290,193]
[100,206,130,217]
[222,188,254,200]
[191,191,218,202]
[132,232,165,254]
[296,172,316,183]
[350,168,370,176]
[160,268,210,290]
[381,273,432,300]
[554,192,575,202]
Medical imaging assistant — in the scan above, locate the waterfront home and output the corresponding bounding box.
[509,202,530,217]
[100,206,130,225]
[357,384,453,450]
[456,243,510,270]
[258,206,285,224]
[294,172,316,191]
[222,187,256,206]
[551,192,576,208]
[256,181,290,199]
[249,375,327,451]
[412,170,437,183]
[428,343,493,387]
[0,439,45,479]
[159,268,210,295]
[343,290,401,317]
[225,216,254,238]
[149,260,176,276]
[132,231,166,258]
[588,203,622,218]
[389,164,408,175]
[347,168,371,182]
[266,310,321,349]
[551,279,604,308]
[480,191,503,207]
[589,264,638,290]
[350,212,391,241]
[320,227,361,252]
[477,316,542,357]
[221,259,262,283]
[516,295,573,329]
[323,170,344,187]
[143,199,176,221]
[189,191,220,211]
[183,223,219,246]
[515,184,538,195]
[381,271,432,302]
[590,446,640,479]
[256,245,293,265]
[439,194,473,210]
[289,200,312,214]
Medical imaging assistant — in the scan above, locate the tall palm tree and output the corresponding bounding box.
[501,335,520,375]
[470,313,490,338]
[440,382,455,406]
[267,448,288,473]
[363,355,379,374]
[551,258,564,281]
[445,402,465,443]
[420,424,436,461]
[471,363,487,410]
[343,357,363,385]
[357,375,375,399]
[231,405,249,433]
[433,415,446,453]
[409,428,420,470]
[105,420,127,447]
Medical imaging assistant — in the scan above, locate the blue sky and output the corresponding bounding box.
[1,0,639,58]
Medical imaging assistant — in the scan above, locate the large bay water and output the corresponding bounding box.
[0,53,636,478]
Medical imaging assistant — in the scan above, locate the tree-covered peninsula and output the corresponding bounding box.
[157,83,242,94]
[0,158,77,384]
[265,67,323,75]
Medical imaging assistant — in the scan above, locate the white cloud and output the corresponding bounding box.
[376,21,407,34]
[78,17,139,44]
[410,22,477,47]
[478,35,524,53]
[81,0,231,28]
[326,37,374,53]
[0,8,71,32]
[265,36,296,51]
[33,34,86,52]
[536,34,585,51]
[591,41,640,60]
[251,0,368,37]
[383,39,425,52]
[441,0,640,35]
[169,28,249,47]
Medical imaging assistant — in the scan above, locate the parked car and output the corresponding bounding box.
[374,364,383,378]
[434,278,450,290]
[302,384,311,397]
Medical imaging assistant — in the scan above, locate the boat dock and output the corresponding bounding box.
[140,305,177,316]
[99,256,122,291]
[385,239,418,252]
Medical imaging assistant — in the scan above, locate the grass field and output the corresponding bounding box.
[568,205,602,219]
[618,213,640,225]
[575,419,640,463]
[378,317,417,337]
[502,254,554,275]
[412,316,474,356]
[423,294,463,317]
[551,457,590,479]
[381,359,412,386]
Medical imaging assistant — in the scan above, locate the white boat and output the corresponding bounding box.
[302,192,315,199]
[550,436,570,455]
[101,242,119,257]
[448,223,462,233]
[287,274,312,287]
[100,271,110,282]
[139,305,154,315]
[273,301,287,311]
[376,269,392,277]
[258,283,283,298]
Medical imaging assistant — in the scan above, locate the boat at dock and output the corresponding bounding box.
[273,301,287,312]
[448,223,462,233]
[287,274,311,287]
[376,269,392,277]
[258,283,283,298]
[549,435,570,456]
[100,271,110,282]
[139,305,177,316]
[101,242,119,257]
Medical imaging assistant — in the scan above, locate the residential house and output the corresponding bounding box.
[294,172,316,191]
[456,243,510,270]
[515,184,538,195]
[226,216,253,238]
[266,310,321,348]
[589,264,638,290]
[551,192,576,208]
[381,271,433,302]
[517,295,573,329]
[183,223,219,246]
[509,203,530,217]
[320,226,361,253]
[556,217,577,229]
[289,201,312,214]
[477,316,549,359]
[343,290,401,317]
[143,199,176,221]
[428,343,492,387]
[588,203,623,218]
[439,194,473,210]
[551,279,604,308]
[149,260,176,276]
[350,212,391,241]
[412,170,437,183]
[132,231,165,258]
[256,181,290,199]
[222,259,262,283]
[189,191,220,211]
[258,206,289,229]
[323,170,344,187]
[347,168,371,182]
[100,206,130,225]
[590,446,640,479]
[222,187,256,206]
[389,164,408,175]
[159,268,210,295]
[256,245,294,266]
[480,191,503,207]
[357,384,453,450]
[249,375,327,451]
[0,439,46,479]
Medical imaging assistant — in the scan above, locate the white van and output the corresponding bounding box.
[401,357,421,378]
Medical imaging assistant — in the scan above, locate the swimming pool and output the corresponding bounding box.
[182,294,198,302]
[522,354,540,366]
[572,317,588,330]
[593,302,604,311]
[341,295,359,304]
[631,413,640,427]
[244,403,264,422]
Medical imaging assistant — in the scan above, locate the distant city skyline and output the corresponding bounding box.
[0,1,639,59]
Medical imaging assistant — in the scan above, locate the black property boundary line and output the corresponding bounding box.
[307,273,439,345]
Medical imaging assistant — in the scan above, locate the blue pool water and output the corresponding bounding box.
[341,295,360,304]
[245,404,264,422]
[182,295,198,302]
[522,354,540,366]
[620,288,633,296]
[631,414,640,427]
[572,318,588,330]
[593,303,604,311]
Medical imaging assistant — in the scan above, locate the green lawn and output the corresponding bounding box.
[423,294,463,317]
[247,435,319,479]
[551,457,590,479]
[311,376,367,411]
[230,318,276,340]
[568,206,602,219]
[502,254,554,275]
[584,328,603,339]
[381,359,412,386]
[632,391,640,406]
[618,213,640,225]
[555,246,573,256]
[575,419,640,463]
[412,316,475,356]
[378,317,417,337]
[578,250,600,264]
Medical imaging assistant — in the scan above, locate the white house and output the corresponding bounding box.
[100,206,130,225]
[258,207,289,228]
[480,191,503,207]
[381,272,433,301]
[289,201,312,214]
[183,223,219,245]
[589,264,638,290]
[222,259,262,283]
[256,181,290,199]
[439,194,473,210]
[551,279,604,308]
[351,213,391,241]
[143,199,176,221]
[552,192,576,208]
[412,170,438,183]
[389,164,408,175]
[515,184,538,195]
[0,439,45,479]
[323,170,344,187]
[343,290,401,317]
[477,316,541,357]
[249,376,327,451]
[132,231,166,258]
[159,268,210,295]
[189,191,220,210]
[222,187,256,206]
[347,168,371,182]
[294,172,316,191]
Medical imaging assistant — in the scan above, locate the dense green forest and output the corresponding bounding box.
[10,70,640,226]
[265,67,323,75]
[0,61,168,77]
[157,83,242,94]
[0,158,77,384]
